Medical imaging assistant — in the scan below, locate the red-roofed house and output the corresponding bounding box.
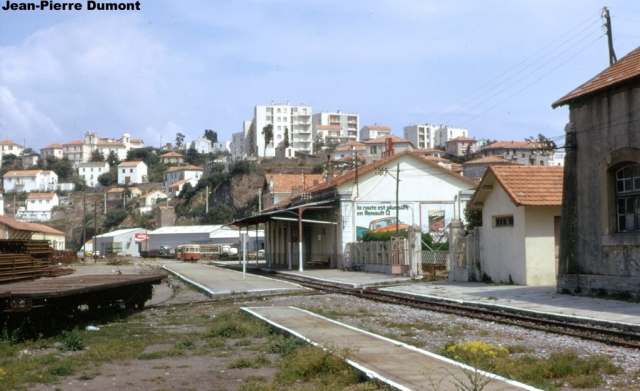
[445,137,477,157]
[480,140,557,166]
[0,215,65,249]
[330,141,365,162]
[0,140,24,158]
[245,151,477,274]
[63,140,92,167]
[2,170,58,192]
[163,165,203,188]
[85,132,144,160]
[40,143,64,160]
[117,161,147,185]
[467,166,564,286]
[167,178,198,198]
[159,151,185,165]
[462,155,522,182]
[263,173,324,209]
[137,190,167,214]
[552,46,640,298]
[364,135,414,162]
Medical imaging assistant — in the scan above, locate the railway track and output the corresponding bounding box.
[261,271,640,350]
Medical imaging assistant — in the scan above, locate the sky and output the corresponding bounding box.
[1,0,639,151]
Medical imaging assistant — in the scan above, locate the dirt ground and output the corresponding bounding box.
[23,261,286,391]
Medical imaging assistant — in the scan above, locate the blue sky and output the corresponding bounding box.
[1,0,639,151]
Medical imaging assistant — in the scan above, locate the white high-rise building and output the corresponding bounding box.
[246,102,313,158]
[312,111,359,145]
[403,124,468,149]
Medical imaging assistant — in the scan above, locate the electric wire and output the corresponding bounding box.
[429,18,604,125]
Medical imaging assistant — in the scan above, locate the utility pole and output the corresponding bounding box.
[395,163,400,238]
[82,190,86,254]
[94,197,97,263]
[206,185,209,213]
[602,7,617,65]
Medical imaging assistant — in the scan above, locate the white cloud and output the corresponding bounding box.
[0,86,61,145]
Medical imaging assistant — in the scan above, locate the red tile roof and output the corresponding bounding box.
[473,166,564,207]
[168,178,196,189]
[267,173,324,193]
[96,142,125,147]
[107,187,126,193]
[26,192,56,200]
[118,161,145,167]
[162,165,203,173]
[334,141,365,152]
[553,46,640,108]
[446,136,476,143]
[3,170,42,177]
[41,143,63,149]
[304,150,477,194]
[0,140,21,146]
[463,155,521,165]
[0,215,63,235]
[363,135,411,144]
[64,140,87,145]
[481,141,539,150]
[363,125,391,131]
[160,152,183,158]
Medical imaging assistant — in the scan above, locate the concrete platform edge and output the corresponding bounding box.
[382,288,640,333]
[242,306,542,391]
[162,265,215,297]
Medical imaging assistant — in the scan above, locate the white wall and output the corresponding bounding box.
[339,154,474,248]
[524,206,561,286]
[479,184,527,284]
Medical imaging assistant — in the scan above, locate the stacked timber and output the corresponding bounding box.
[0,240,74,283]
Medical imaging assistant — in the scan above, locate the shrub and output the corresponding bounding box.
[59,329,84,352]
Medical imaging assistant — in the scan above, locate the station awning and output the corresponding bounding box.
[231,198,338,227]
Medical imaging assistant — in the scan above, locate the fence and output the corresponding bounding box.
[418,250,448,276]
[344,239,408,274]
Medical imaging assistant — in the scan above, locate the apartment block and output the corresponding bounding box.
[247,102,313,158]
[312,111,359,145]
[403,124,468,149]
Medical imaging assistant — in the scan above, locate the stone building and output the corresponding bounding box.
[552,46,640,297]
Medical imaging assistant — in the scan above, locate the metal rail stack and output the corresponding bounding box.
[0,240,71,283]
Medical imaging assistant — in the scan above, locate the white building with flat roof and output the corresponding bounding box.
[404,124,469,149]
[312,111,359,145]
[246,102,313,158]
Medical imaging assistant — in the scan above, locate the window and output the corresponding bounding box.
[130,169,133,173]
[615,163,640,232]
[494,215,514,227]
[370,146,377,154]
[122,169,125,173]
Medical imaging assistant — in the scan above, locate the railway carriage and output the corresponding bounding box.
[175,244,201,262]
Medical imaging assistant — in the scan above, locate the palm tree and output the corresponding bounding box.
[284,127,290,149]
[261,124,273,158]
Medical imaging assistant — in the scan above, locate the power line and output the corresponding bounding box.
[457,34,606,127]
[418,12,602,126]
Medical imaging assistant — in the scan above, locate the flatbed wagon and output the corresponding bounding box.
[0,272,167,314]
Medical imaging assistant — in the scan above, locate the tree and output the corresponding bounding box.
[106,150,120,167]
[204,129,218,144]
[261,124,273,158]
[464,206,482,235]
[98,166,118,186]
[49,157,73,181]
[284,127,290,149]
[526,133,557,155]
[90,149,105,162]
[175,132,186,149]
[104,208,128,228]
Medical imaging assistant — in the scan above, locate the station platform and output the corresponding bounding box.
[244,306,540,391]
[162,260,305,296]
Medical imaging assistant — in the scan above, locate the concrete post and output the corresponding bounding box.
[448,219,464,282]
